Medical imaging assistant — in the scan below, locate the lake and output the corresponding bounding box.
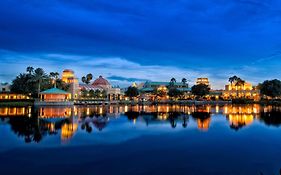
[0,104,281,175]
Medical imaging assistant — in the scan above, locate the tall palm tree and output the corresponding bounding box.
[26,66,34,74]
[81,76,87,84]
[31,68,47,97]
[86,73,93,84]
[49,72,59,88]
[170,77,176,87]
[228,75,238,86]
[182,78,187,87]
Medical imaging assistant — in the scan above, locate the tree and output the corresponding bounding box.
[26,66,34,74]
[229,75,238,85]
[168,88,183,99]
[125,86,139,99]
[191,84,210,98]
[31,68,48,97]
[259,79,281,98]
[235,78,245,87]
[153,87,167,98]
[49,72,59,88]
[10,73,35,95]
[86,74,93,82]
[81,73,93,84]
[170,78,176,87]
[182,78,188,87]
[82,76,87,83]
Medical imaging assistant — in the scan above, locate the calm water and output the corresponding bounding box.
[0,104,281,175]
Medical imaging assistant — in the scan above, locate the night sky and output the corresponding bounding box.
[0,0,281,89]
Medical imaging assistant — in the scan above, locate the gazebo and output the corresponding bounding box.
[40,88,71,102]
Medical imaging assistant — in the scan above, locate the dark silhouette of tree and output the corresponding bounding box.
[191,84,210,98]
[259,79,281,98]
[26,66,34,74]
[82,73,93,84]
[125,86,139,99]
[168,88,183,99]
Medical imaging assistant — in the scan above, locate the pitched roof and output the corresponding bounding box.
[144,81,186,86]
[40,88,70,94]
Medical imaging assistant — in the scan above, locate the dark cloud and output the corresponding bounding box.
[0,0,281,76]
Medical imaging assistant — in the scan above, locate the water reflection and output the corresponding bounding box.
[0,104,280,143]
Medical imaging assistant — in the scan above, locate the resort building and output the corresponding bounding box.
[79,76,124,101]
[0,93,30,100]
[61,69,80,99]
[196,78,210,87]
[39,88,71,102]
[139,81,190,100]
[223,81,260,100]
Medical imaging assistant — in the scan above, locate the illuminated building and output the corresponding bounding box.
[196,78,210,87]
[39,88,71,102]
[80,75,124,101]
[0,93,30,100]
[223,81,260,100]
[61,69,79,99]
[139,81,190,100]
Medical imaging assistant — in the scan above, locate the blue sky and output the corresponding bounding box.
[0,0,281,89]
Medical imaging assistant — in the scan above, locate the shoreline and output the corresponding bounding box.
[1,99,281,107]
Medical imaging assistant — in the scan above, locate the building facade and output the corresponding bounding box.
[79,76,123,101]
[61,69,80,99]
[223,82,260,100]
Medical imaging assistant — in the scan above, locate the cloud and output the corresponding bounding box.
[2,50,280,89]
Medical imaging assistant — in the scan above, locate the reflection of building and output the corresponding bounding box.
[0,107,31,116]
[224,105,260,130]
[62,69,79,99]
[38,107,72,118]
[61,123,78,141]
[197,118,211,131]
[39,88,71,102]
[223,82,260,100]
[196,78,210,87]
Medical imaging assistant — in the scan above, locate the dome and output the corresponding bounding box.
[92,76,111,87]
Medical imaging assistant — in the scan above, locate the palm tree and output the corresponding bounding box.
[31,68,47,97]
[81,76,86,84]
[182,78,188,87]
[81,73,93,84]
[235,78,246,97]
[86,73,93,83]
[26,66,34,74]
[49,72,59,88]
[228,75,238,86]
[170,78,176,87]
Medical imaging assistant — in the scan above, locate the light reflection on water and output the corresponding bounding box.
[0,104,280,145]
[1,104,281,175]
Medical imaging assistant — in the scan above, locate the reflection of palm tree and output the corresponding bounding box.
[124,111,140,121]
[182,115,189,128]
[168,112,180,128]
